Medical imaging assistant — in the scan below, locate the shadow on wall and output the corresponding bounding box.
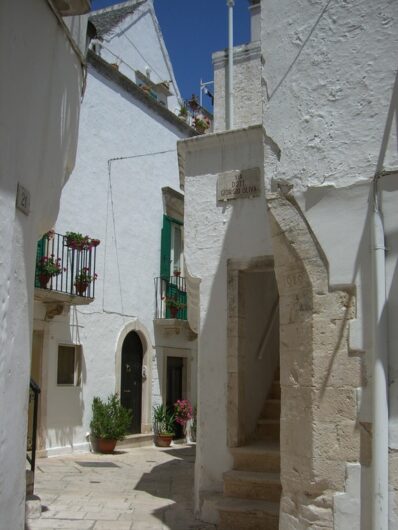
[191,172,274,491]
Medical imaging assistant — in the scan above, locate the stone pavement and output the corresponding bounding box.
[26,443,216,530]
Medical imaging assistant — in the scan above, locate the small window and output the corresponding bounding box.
[57,345,81,386]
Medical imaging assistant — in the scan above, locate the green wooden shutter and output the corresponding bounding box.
[160,215,171,279]
[34,236,46,287]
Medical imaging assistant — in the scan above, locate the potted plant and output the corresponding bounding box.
[153,404,175,447]
[174,399,193,426]
[65,231,100,251]
[173,268,181,277]
[74,267,98,296]
[194,117,209,135]
[90,394,132,454]
[164,296,186,318]
[36,255,63,288]
[178,104,188,121]
[174,399,193,440]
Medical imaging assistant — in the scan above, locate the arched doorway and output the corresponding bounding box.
[120,331,143,434]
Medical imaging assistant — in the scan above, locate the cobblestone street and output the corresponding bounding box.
[26,444,215,530]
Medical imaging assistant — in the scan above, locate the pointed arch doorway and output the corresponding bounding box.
[120,331,143,434]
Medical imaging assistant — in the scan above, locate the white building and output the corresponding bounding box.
[0,0,89,528]
[178,0,398,528]
[31,0,198,458]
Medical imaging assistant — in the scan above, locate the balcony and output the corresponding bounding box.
[34,231,99,309]
[154,276,187,320]
[154,276,195,337]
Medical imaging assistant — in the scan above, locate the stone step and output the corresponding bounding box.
[223,470,282,503]
[117,433,154,449]
[218,497,279,530]
[256,419,280,441]
[268,381,281,400]
[261,398,281,420]
[231,441,280,473]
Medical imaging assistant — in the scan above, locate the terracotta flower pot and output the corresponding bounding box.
[75,281,88,295]
[91,437,117,454]
[155,434,173,447]
[169,306,178,318]
[39,273,51,289]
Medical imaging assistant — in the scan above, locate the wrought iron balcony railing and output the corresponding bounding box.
[35,231,99,299]
[154,276,187,320]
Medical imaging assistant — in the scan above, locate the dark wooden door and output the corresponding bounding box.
[121,331,143,434]
[166,357,184,439]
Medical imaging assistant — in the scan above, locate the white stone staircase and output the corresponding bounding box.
[218,371,281,530]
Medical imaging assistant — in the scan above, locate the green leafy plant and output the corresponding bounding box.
[74,267,97,286]
[153,404,175,435]
[163,296,186,310]
[65,231,100,251]
[90,394,132,440]
[178,104,188,117]
[36,255,63,277]
[194,117,210,133]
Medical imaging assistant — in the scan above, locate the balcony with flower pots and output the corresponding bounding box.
[34,230,99,312]
[154,274,196,338]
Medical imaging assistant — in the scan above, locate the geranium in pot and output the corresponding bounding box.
[36,255,63,289]
[153,404,175,447]
[90,394,132,454]
[74,268,97,296]
[65,231,101,251]
[164,296,186,318]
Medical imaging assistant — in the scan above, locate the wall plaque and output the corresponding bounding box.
[16,183,30,215]
[217,168,261,201]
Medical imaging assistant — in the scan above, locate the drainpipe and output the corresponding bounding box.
[226,0,234,129]
[371,176,389,530]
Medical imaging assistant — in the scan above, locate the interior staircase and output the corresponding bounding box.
[218,369,281,530]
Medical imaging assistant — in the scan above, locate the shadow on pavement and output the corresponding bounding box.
[134,445,214,529]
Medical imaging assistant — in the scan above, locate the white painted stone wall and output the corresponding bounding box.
[179,126,275,517]
[262,0,398,190]
[0,1,85,527]
[34,44,195,454]
[261,0,398,524]
[213,42,262,132]
[94,0,180,112]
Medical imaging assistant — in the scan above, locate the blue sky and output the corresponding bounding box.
[91,0,251,111]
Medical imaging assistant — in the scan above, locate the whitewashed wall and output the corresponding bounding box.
[95,0,180,111]
[35,59,192,453]
[262,0,398,190]
[261,0,398,525]
[0,0,85,527]
[179,126,274,517]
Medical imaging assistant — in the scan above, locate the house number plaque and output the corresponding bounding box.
[16,183,30,215]
[217,168,261,201]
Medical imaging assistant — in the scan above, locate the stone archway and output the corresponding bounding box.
[267,193,363,529]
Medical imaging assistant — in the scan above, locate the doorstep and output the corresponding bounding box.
[117,432,154,449]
